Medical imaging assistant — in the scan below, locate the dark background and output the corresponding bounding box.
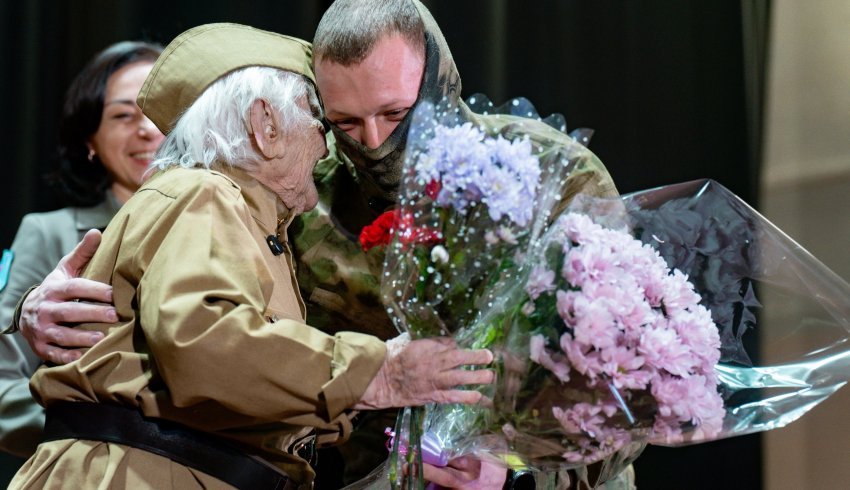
[0,1,769,488]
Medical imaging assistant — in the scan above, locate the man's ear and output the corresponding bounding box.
[248,98,282,159]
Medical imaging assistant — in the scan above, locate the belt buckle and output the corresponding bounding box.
[289,432,317,466]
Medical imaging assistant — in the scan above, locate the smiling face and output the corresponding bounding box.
[315,33,424,149]
[87,60,164,203]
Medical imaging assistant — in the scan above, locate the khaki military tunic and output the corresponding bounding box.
[10,165,386,489]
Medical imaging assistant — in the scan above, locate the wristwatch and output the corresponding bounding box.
[504,469,535,490]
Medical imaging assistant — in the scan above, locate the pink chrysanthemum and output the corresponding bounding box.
[525,212,725,457]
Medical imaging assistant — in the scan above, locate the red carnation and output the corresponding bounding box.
[397,212,443,246]
[359,210,398,251]
[359,209,443,251]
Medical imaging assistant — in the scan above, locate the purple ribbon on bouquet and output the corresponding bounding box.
[385,427,449,467]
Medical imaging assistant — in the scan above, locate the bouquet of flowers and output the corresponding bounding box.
[363,120,541,338]
[354,98,646,487]
[356,99,850,489]
[510,211,725,461]
[409,211,725,474]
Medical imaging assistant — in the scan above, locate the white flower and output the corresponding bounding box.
[430,245,450,265]
[496,226,518,245]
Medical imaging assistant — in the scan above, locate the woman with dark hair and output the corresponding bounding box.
[0,40,164,459]
[54,40,164,206]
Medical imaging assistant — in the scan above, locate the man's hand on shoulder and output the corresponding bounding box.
[19,229,116,364]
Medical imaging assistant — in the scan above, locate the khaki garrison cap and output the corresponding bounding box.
[138,23,315,135]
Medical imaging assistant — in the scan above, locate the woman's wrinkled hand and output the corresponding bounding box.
[354,336,495,409]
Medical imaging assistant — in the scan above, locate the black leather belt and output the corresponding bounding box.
[43,401,296,490]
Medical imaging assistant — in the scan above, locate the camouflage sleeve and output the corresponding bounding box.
[290,154,397,341]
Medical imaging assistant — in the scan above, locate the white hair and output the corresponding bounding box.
[151,66,318,171]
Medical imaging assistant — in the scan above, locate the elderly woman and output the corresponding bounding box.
[9,24,492,490]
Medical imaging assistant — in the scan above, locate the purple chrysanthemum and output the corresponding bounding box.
[415,123,541,226]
